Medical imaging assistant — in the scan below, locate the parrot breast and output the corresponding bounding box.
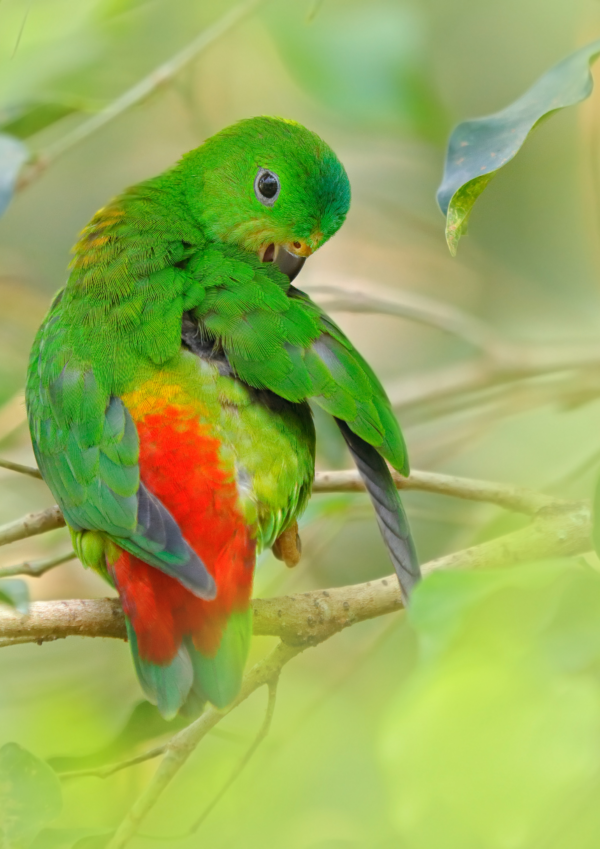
[112,384,255,665]
[111,352,315,670]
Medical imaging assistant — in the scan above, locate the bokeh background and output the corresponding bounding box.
[3,0,600,845]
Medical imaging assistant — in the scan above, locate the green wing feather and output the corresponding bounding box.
[26,298,214,597]
[188,245,408,474]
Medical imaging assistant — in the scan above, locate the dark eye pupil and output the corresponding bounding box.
[258,172,278,199]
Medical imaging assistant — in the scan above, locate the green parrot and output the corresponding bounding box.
[26,117,420,718]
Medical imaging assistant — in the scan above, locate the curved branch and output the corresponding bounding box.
[97,496,595,847]
[0,498,590,647]
[187,677,279,834]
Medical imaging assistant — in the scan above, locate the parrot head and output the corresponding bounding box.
[178,116,351,281]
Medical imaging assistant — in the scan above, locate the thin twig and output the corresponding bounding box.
[58,744,166,781]
[189,676,280,834]
[388,346,600,415]
[56,724,249,782]
[15,0,265,191]
[11,0,33,59]
[306,0,324,21]
[105,643,299,849]
[0,550,75,579]
[0,458,42,479]
[309,282,501,355]
[313,468,556,514]
[136,678,280,840]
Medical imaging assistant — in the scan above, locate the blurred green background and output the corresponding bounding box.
[3,0,600,845]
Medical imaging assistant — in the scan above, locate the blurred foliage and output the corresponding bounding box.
[0,742,62,846]
[0,134,27,215]
[1,0,600,844]
[0,577,29,613]
[265,0,448,143]
[383,562,600,848]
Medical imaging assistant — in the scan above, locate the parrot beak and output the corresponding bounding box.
[274,246,306,282]
[259,243,307,282]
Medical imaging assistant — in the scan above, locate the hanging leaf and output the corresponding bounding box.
[437,38,600,255]
[0,133,29,218]
[0,578,29,614]
[0,743,62,848]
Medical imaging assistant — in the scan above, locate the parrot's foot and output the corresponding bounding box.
[272,521,302,568]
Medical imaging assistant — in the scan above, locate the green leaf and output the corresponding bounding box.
[0,578,30,614]
[1,102,78,140]
[437,39,600,255]
[0,133,28,218]
[0,743,62,848]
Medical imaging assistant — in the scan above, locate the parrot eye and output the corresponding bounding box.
[254,169,280,206]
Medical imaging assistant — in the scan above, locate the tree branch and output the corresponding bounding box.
[99,493,594,846]
[0,466,584,848]
[0,505,65,546]
[313,469,556,514]
[0,497,590,648]
[59,745,166,781]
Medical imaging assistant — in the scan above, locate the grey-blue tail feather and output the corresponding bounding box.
[336,419,420,603]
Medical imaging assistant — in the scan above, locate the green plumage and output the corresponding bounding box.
[187,245,408,472]
[26,116,419,717]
